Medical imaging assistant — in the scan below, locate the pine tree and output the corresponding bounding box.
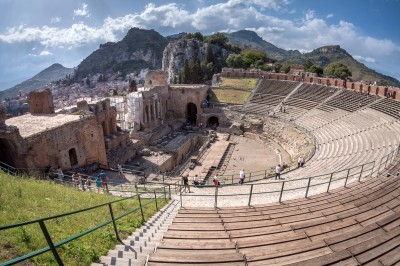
[181,59,190,84]
[205,44,214,65]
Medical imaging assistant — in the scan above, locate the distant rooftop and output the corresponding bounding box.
[6,113,80,138]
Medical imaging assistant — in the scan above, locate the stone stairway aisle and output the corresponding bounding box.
[92,199,180,266]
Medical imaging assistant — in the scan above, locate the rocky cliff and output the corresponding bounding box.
[74,28,168,79]
[162,38,233,84]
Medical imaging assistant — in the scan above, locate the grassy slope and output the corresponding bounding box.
[211,77,257,104]
[0,172,166,265]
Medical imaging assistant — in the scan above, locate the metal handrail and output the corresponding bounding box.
[175,145,399,208]
[0,183,172,266]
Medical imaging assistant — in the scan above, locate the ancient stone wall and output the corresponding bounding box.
[222,68,400,100]
[89,99,117,136]
[23,117,107,170]
[28,88,55,114]
[167,85,208,123]
[144,70,168,87]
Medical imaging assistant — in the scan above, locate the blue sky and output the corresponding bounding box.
[0,0,399,88]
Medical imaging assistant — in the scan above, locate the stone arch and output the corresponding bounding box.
[68,148,78,166]
[208,116,219,127]
[187,102,197,124]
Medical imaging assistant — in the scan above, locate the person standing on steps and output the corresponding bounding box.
[99,170,108,192]
[182,174,191,193]
[117,163,123,177]
[56,166,64,181]
[275,164,281,180]
[239,169,245,184]
[95,176,102,193]
[193,174,199,186]
[213,174,219,186]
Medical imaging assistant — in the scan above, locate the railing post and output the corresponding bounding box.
[214,186,218,209]
[370,161,376,177]
[180,185,183,208]
[232,175,234,184]
[168,185,171,199]
[137,194,145,223]
[358,164,365,182]
[278,181,285,203]
[264,170,267,178]
[39,220,64,266]
[327,173,333,192]
[163,186,167,202]
[154,190,158,211]
[248,184,254,206]
[249,172,252,182]
[344,169,350,188]
[162,173,165,183]
[377,157,384,175]
[108,203,121,241]
[305,177,312,198]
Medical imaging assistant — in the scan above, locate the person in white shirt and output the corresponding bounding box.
[193,174,199,186]
[275,164,281,180]
[239,169,245,184]
[117,164,123,177]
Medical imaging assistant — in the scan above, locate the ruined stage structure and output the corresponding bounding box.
[125,70,209,131]
[2,89,135,174]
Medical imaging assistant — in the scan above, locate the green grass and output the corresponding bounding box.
[0,172,167,265]
[219,77,258,91]
[210,88,252,105]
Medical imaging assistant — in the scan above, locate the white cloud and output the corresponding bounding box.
[51,17,61,24]
[326,13,334,18]
[0,0,399,72]
[73,3,90,18]
[39,50,52,56]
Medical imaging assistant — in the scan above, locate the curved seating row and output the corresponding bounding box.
[147,161,400,265]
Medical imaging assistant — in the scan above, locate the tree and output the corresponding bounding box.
[324,62,352,79]
[205,44,215,64]
[226,54,244,68]
[242,50,267,68]
[205,32,228,47]
[308,64,323,75]
[129,80,137,92]
[181,59,190,84]
[281,64,291,74]
[304,58,313,71]
[189,59,202,84]
[273,63,282,73]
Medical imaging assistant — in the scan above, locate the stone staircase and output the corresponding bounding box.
[92,199,180,266]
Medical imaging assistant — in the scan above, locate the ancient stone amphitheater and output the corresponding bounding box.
[97,79,400,266]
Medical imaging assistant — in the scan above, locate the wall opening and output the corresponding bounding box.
[69,148,78,166]
[187,103,197,124]
[208,116,219,128]
[0,138,17,167]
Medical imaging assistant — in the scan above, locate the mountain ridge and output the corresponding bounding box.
[0,63,73,99]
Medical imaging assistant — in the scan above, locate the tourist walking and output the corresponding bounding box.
[193,174,199,186]
[239,169,245,184]
[182,174,191,193]
[56,166,64,181]
[95,176,102,193]
[213,174,219,186]
[275,164,281,180]
[78,173,85,191]
[85,177,92,191]
[99,170,108,192]
[117,164,123,177]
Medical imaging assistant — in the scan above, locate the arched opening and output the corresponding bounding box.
[69,148,78,166]
[0,138,17,167]
[208,116,219,128]
[187,103,197,125]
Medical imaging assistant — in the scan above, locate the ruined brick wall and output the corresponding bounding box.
[89,99,117,136]
[23,117,107,170]
[144,70,168,87]
[28,88,55,114]
[167,85,208,122]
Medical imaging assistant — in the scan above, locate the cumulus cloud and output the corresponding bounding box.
[39,50,52,56]
[0,0,399,68]
[73,3,90,18]
[50,17,61,24]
